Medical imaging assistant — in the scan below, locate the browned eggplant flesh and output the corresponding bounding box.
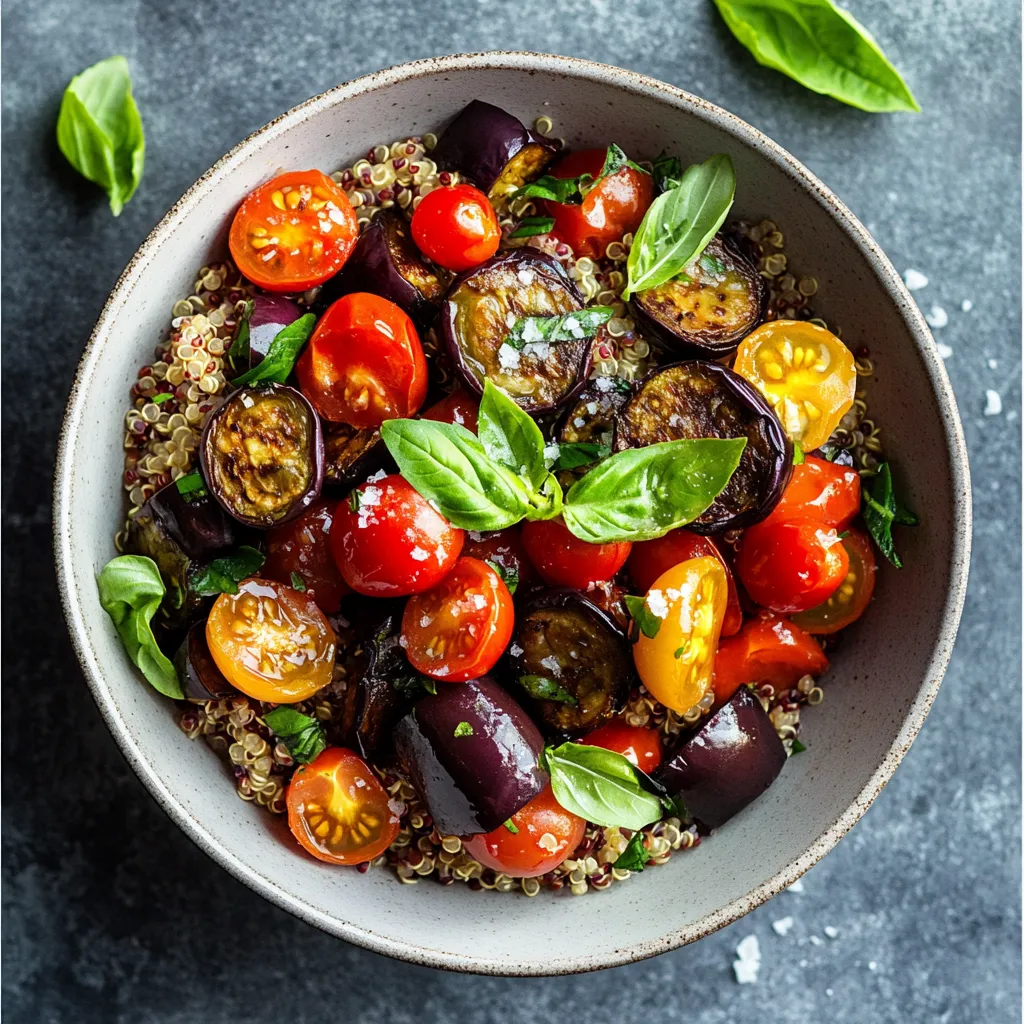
[321,421,388,491]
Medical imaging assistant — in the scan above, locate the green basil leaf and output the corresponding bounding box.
[510,174,594,206]
[228,299,255,373]
[485,559,519,595]
[150,393,175,405]
[477,380,548,492]
[562,437,747,544]
[189,545,265,597]
[625,595,663,640]
[543,741,663,831]
[508,216,556,239]
[862,462,918,568]
[175,470,207,501]
[503,819,520,834]
[790,737,808,755]
[623,154,735,300]
[290,572,307,592]
[380,418,531,531]
[97,555,183,699]
[712,0,920,114]
[56,56,145,216]
[231,314,316,387]
[519,674,578,706]
[505,307,615,351]
[454,721,474,737]
[552,442,610,472]
[391,672,437,698]
[524,471,565,522]
[614,831,652,872]
[792,440,805,465]
[263,707,326,765]
[596,143,649,181]
[652,151,682,194]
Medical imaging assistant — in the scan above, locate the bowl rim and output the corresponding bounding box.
[53,49,972,976]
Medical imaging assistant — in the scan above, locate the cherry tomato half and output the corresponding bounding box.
[543,149,654,260]
[401,557,514,682]
[791,528,877,634]
[628,529,743,637]
[206,577,336,703]
[713,614,828,704]
[583,722,662,773]
[296,293,428,429]
[462,785,585,878]
[228,170,358,292]
[763,455,861,530]
[411,184,501,272]
[286,747,400,865]
[736,518,849,615]
[331,474,464,597]
[521,517,631,590]
[461,525,539,590]
[422,388,480,434]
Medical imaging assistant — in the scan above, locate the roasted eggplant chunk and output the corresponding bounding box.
[630,235,765,358]
[234,294,303,370]
[174,622,237,700]
[614,361,791,533]
[201,384,324,529]
[510,589,634,735]
[441,249,591,414]
[393,676,548,836]
[321,421,389,491]
[431,99,559,200]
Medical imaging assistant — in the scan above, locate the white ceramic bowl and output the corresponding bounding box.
[54,52,971,975]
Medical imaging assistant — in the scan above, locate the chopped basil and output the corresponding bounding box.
[652,151,682,193]
[504,307,615,350]
[509,144,644,206]
[699,251,727,276]
[454,721,474,737]
[625,595,663,641]
[485,559,519,595]
[189,545,265,597]
[792,440,805,465]
[348,489,362,512]
[228,299,255,373]
[175,470,208,501]
[862,462,919,568]
[673,642,689,659]
[391,672,437,698]
[230,313,316,387]
[598,142,649,180]
[290,572,307,592]
[519,674,578,706]
[263,707,326,765]
[790,737,808,755]
[503,819,520,834]
[660,792,689,820]
[614,830,652,872]
[150,392,175,405]
[508,216,555,239]
[553,442,610,472]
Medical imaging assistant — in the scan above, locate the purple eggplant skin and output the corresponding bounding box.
[431,100,560,199]
[393,677,548,836]
[243,295,303,368]
[442,249,592,414]
[173,623,237,700]
[614,361,792,534]
[321,421,391,493]
[650,687,786,831]
[201,384,324,529]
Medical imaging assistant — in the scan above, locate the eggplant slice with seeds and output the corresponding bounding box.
[321,421,389,492]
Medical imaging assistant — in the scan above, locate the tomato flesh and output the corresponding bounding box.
[422,388,480,434]
[411,184,501,272]
[791,528,877,634]
[461,525,539,590]
[228,170,358,292]
[763,455,861,529]
[583,722,662,773]
[287,747,400,865]
[521,517,631,590]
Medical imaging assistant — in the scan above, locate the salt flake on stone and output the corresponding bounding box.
[984,390,1002,415]
[772,916,795,936]
[903,269,929,291]
[733,935,761,984]
[925,305,948,329]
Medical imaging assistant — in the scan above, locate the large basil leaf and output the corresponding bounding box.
[263,707,326,765]
[56,56,145,216]
[231,314,316,386]
[477,380,548,492]
[712,0,920,113]
[562,437,747,543]
[862,461,919,568]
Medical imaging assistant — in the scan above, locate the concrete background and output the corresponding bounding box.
[2,0,1020,1020]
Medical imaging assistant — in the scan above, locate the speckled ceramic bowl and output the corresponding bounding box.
[54,52,971,975]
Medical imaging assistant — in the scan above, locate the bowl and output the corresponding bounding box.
[53,51,971,975]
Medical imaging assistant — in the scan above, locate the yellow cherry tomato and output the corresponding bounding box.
[632,556,727,714]
[733,320,856,450]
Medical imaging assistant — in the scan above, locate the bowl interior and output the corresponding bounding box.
[55,54,969,975]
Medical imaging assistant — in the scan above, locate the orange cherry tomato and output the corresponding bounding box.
[286,747,401,865]
[422,388,480,434]
[632,557,728,714]
[583,722,662,773]
[206,577,336,703]
[763,455,861,529]
[712,614,828,704]
[733,320,856,450]
[521,517,631,590]
[296,293,428,429]
[628,529,743,637]
[791,528,877,634]
[736,518,849,614]
[461,525,540,590]
[543,149,654,259]
[401,557,514,682]
[228,170,358,292]
[411,184,501,271]
[462,785,585,878]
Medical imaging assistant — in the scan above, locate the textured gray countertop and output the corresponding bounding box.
[2,0,1020,1020]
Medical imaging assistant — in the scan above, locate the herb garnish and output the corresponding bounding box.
[174,471,207,501]
[614,831,652,872]
[509,143,645,206]
[652,152,682,193]
[625,595,663,641]
[508,216,556,239]
[227,299,255,373]
[263,707,327,764]
[485,559,519,595]
[231,314,316,387]
[792,440,805,465]
[290,572,307,592]
[150,392,175,405]
[552,442,611,472]
[390,672,438,698]
[454,721,474,738]
[504,307,614,350]
[862,462,919,567]
[189,546,265,597]
[519,675,578,706]
[348,490,362,513]
[503,819,520,834]
[790,738,808,755]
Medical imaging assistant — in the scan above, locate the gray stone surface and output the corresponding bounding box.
[2,0,1020,1020]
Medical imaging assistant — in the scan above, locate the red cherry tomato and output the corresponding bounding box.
[542,149,654,259]
[463,786,585,878]
[763,455,861,529]
[791,528,877,634]
[583,722,662,773]
[713,614,828,704]
[422,388,480,434]
[461,525,539,589]
[411,184,501,271]
[228,170,358,292]
[521,517,631,590]
[628,529,743,637]
[401,557,514,682]
[296,293,428,429]
[262,499,351,614]
[331,474,463,596]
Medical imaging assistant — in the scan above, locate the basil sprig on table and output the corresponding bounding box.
[263,708,326,765]
[861,462,919,568]
[97,555,183,699]
[505,307,614,350]
[623,154,736,300]
[509,143,646,206]
[231,314,316,387]
[189,545,265,597]
[712,0,920,114]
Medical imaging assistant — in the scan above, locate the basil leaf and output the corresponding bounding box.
[790,737,808,755]
[263,707,326,765]
[553,442,610,472]
[56,56,144,216]
[380,418,531,531]
[623,154,735,300]
[792,440,805,465]
[175,470,207,501]
[505,307,615,351]
[97,556,183,699]
[290,572,307,592]
[391,672,437,698]
[477,380,548,492]
[519,674,578,706]
[625,595,663,640]
[543,742,663,830]
[508,216,555,239]
[503,819,520,834]
[228,299,254,374]
[510,174,593,206]
[454,721,474,737]
[525,471,565,522]
[862,462,918,568]
[598,143,649,180]
[614,831,652,872]
[712,0,920,114]
[189,545,265,597]
[652,151,682,194]
[231,313,315,387]
[562,437,747,544]
[150,393,175,405]
[485,559,519,595]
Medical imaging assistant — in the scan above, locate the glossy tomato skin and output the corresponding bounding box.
[462,525,539,590]
[401,557,514,682]
[411,184,501,272]
[462,785,585,878]
[763,455,860,529]
[228,170,358,292]
[628,529,743,637]
[521,517,631,590]
[286,747,401,865]
[583,722,662,773]
[331,474,464,596]
[296,293,428,429]
[422,388,480,434]
[791,528,877,634]
[543,149,654,259]
[736,518,849,615]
